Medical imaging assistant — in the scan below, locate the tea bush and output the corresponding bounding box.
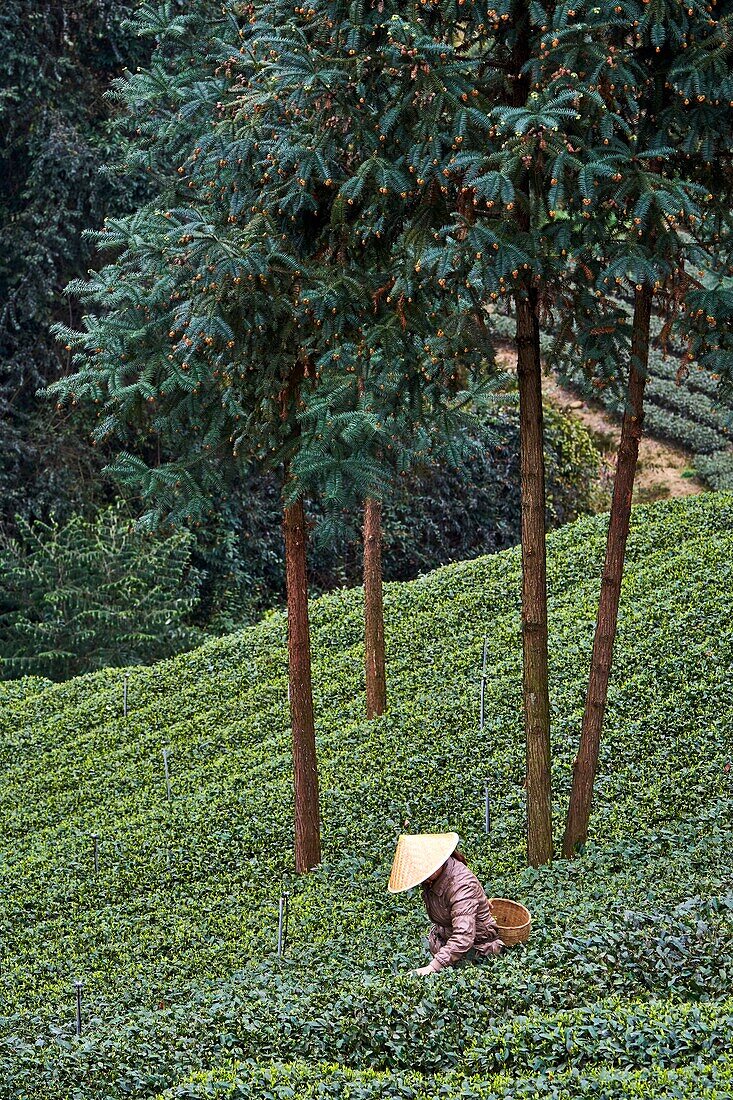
[694,451,733,491]
[0,494,731,1099]
[642,403,729,456]
[163,1049,733,1100]
[645,376,731,435]
[648,352,721,399]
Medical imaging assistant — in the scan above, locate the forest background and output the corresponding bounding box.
[0,0,627,681]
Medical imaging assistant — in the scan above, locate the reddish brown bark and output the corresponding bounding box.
[363,496,387,719]
[516,289,554,867]
[505,4,552,867]
[283,497,321,873]
[563,284,653,858]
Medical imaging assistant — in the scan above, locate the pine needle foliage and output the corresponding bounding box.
[0,505,202,680]
[49,1,514,528]
[542,1,733,399]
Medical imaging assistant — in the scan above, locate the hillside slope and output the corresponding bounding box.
[491,310,733,494]
[1,494,732,1099]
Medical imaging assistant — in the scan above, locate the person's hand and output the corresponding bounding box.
[411,964,437,977]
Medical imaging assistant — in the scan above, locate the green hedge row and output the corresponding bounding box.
[694,451,733,491]
[162,1050,733,1100]
[488,309,733,483]
[646,351,721,400]
[4,878,732,1097]
[642,403,728,455]
[646,376,730,434]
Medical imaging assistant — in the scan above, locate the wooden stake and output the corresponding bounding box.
[277,894,289,957]
[74,980,83,1037]
[162,748,172,803]
[479,635,488,732]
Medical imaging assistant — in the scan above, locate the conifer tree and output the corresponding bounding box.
[414,2,618,865]
[51,1,498,869]
[54,0,669,873]
[0,504,201,680]
[555,0,733,855]
[210,0,621,865]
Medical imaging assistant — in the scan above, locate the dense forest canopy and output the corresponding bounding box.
[0,1,149,522]
[0,0,601,676]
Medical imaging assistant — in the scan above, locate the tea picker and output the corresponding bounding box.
[388,832,530,976]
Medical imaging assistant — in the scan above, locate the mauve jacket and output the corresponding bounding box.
[421,856,502,971]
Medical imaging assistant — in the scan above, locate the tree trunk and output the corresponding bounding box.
[516,288,553,867]
[562,283,653,858]
[363,496,387,719]
[283,497,321,873]
[506,3,552,867]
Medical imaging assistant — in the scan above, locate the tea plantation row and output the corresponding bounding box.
[0,494,731,1098]
[490,312,733,489]
[171,1056,733,1100]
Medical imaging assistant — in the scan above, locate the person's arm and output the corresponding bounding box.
[425,884,479,972]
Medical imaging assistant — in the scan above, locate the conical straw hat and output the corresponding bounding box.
[388,832,459,893]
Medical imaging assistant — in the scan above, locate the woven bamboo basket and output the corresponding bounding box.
[489,897,531,946]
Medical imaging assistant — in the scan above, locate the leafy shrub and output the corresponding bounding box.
[163,1050,733,1100]
[542,404,602,521]
[0,675,51,705]
[694,451,733,491]
[645,376,730,434]
[641,404,728,455]
[0,495,731,1098]
[0,505,204,679]
[646,351,721,399]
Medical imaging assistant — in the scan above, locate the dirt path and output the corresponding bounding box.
[495,346,704,504]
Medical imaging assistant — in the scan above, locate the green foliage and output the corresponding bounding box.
[491,306,733,485]
[0,505,204,680]
[170,1049,733,1100]
[0,494,731,1097]
[648,355,721,400]
[642,403,728,457]
[694,451,733,492]
[542,404,601,521]
[645,376,731,437]
[0,676,52,706]
[0,0,150,526]
[545,2,733,426]
[200,405,600,620]
[50,0,507,533]
[376,404,598,582]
